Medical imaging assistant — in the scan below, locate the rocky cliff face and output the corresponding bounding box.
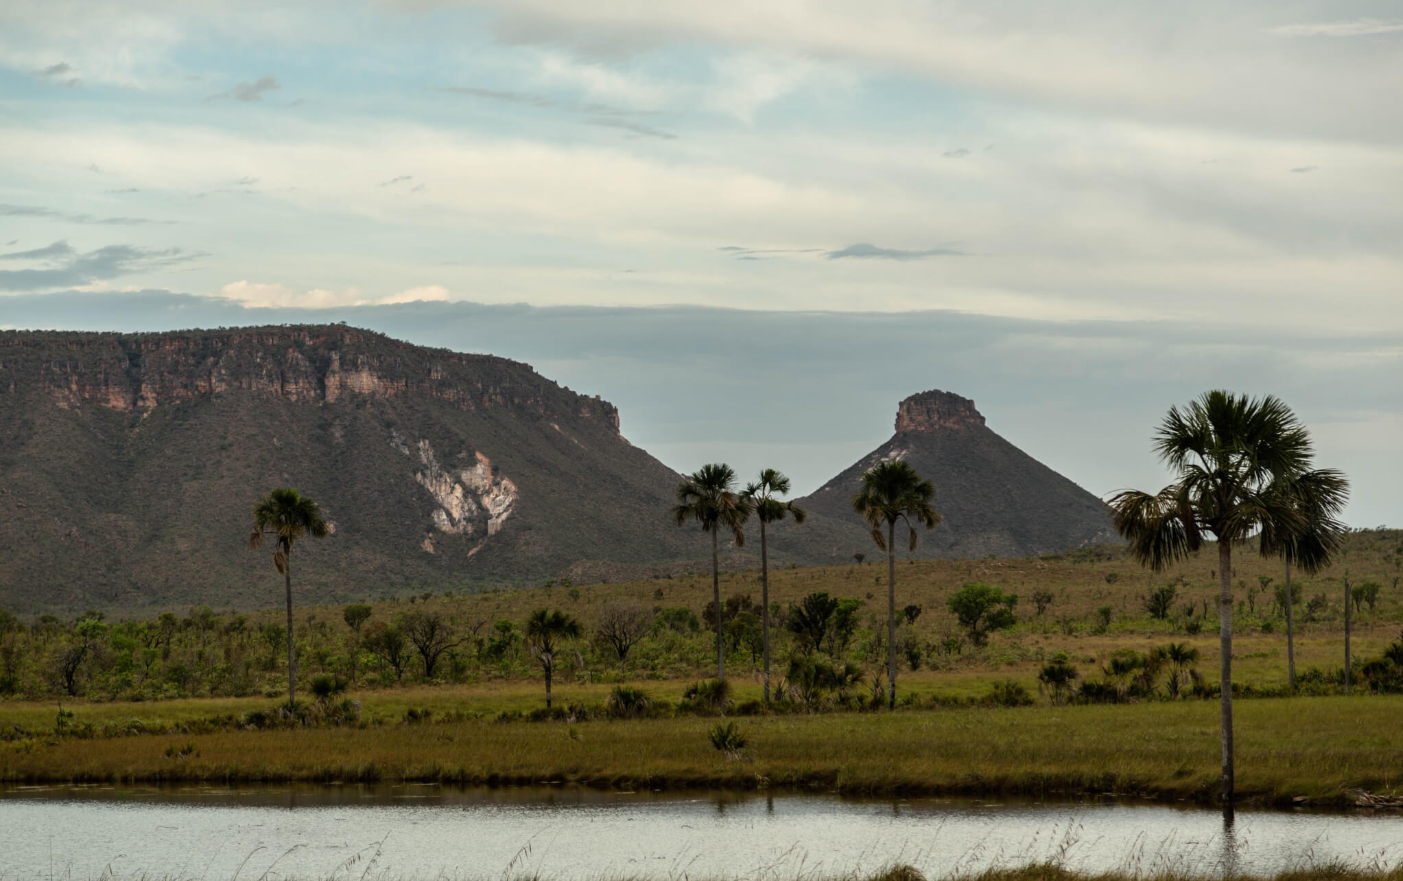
[0,327,621,430]
[895,390,986,433]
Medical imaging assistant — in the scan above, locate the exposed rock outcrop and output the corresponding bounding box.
[895,390,986,433]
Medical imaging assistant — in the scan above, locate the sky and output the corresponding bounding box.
[1,1,1400,526]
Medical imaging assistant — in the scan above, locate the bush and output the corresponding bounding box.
[987,679,1033,707]
[1145,583,1177,620]
[606,686,651,719]
[680,678,731,715]
[310,673,347,701]
[708,720,748,756]
[402,707,433,724]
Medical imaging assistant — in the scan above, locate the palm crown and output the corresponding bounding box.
[850,460,942,551]
[248,487,330,572]
[743,468,807,527]
[671,463,753,544]
[1109,390,1347,572]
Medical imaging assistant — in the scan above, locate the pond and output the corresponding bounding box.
[2,785,1401,880]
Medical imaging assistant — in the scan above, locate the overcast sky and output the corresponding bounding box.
[2,1,1400,525]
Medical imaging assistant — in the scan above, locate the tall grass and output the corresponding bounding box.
[4,695,1401,805]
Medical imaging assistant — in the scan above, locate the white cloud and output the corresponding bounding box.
[706,53,853,124]
[534,53,674,109]
[380,284,450,304]
[216,280,451,308]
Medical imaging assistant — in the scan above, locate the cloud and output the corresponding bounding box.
[0,203,168,227]
[942,147,970,158]
[826,243,964,260]
[380,285,451,305]
[445,86,678,139]
[588,117,677,140]
[380,175,414,187]
[232,76,280,102]
[1290,166,1317,173]
[0,242,196,292]
[0,241,76,261]
[1269,19,1403,38]
[215,281,451,308]
[32,61,80,87]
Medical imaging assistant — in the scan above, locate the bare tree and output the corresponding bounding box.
[594,601,653,674]
[401,611,462,680]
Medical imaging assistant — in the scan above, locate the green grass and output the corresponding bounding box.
[5,694,1402,807]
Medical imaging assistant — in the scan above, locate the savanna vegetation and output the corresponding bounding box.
[1,391,1397,808]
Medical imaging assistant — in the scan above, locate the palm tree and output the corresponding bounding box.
[850,460,942,710]
[525,608,581,709]
[742,468,807,702]
[1109,390,1347,806]
[1267,469,1350,690]
[672,463,753,682]
[248,487,330,706]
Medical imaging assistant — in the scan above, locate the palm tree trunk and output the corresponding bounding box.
[888,520,897,711]
[1284,560,1295,689]
[1344,576,1352,690]
[713,528,724,683]
[1218,540,1234,807]
[545,660,553,709]
[284,555,296,707]
[761,517,770,703]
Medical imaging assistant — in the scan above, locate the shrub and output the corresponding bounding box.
[986,679,1033,707]
[606,686,652,719]
[1145,583,1177,620]
[681,678,731,715]
[310,673,347,701]
[402,707,433,724]
[708,721,748,757]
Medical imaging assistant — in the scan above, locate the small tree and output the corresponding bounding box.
[363,621,408,680]
[786,592,838,654]
[402,610,462,679]
[1039,653,1079,704]
[947,583,1018,645]
[595,600,653,674]
[343,604,372,634]
[1032,589,1055,617]
[526,609,581,709]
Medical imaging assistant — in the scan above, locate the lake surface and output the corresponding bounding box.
[2,784,1402,880]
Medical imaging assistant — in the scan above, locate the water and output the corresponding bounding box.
[2,784,1401,880]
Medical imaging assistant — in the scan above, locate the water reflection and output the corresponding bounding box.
[1,784,1400,880]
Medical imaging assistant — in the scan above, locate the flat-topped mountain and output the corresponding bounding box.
[784,390,1118,559]
[0,326,695,612]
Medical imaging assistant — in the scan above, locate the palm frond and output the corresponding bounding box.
[1108,487,1194,571]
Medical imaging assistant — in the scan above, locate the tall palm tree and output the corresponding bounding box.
[1109,391,1347,806]
[248,487,330,706]
[742,468,807,702]
[671,463,753,682]
[851,460,942,710]
[526,608,581,709]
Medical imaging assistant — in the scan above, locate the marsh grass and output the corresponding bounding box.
[4,695,1402,805]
